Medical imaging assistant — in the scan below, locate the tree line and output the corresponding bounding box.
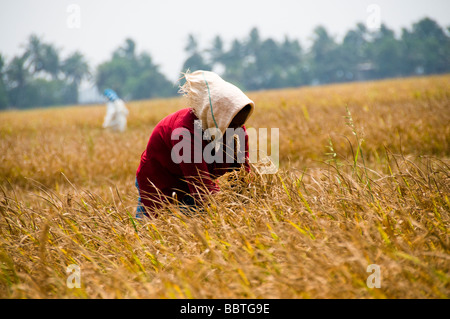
[184,17,450,90]
[0,35,90,109]
[0,17,449,109]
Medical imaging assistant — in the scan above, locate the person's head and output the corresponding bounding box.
[180,70,255,134]
[104,89,119,102]
[229,104,252,129]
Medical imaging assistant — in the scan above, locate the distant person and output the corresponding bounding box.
[135,70,255,218]
[102,89,129,132]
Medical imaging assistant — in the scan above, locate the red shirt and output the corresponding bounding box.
[136,108,250,217]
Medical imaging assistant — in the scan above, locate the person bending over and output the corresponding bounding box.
[135,70,255,218]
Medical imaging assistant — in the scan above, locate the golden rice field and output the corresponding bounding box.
[0,75,449,299]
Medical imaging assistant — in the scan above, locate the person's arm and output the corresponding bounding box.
[102,103,115,128]
[218,126,253,192]
[179,160,220,201]
[171,127,220,205]
[218,125,251,173]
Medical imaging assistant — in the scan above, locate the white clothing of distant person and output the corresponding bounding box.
[102,89,129,132]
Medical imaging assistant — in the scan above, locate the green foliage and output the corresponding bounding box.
[0,34,90,109]
[180,34,213,80]
[180,17,450,90]
[96,38,176,100]
[0,54,10,108]
[401,18,450,75]
[61,51,90,86]
[1,17,449,109]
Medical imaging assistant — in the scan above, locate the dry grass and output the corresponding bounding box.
[0,75,449,298]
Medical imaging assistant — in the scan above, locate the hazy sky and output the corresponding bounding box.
[1,0,449,82]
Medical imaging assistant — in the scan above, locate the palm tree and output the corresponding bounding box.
[24,34,60,79]
[61,51,90,103]
[24,34,44,74]
[41,44,60,79]
[61,51,90,86]
[6,54,29,107]
[0,54,9,108]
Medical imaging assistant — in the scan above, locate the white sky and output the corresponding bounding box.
[1,0,449,82]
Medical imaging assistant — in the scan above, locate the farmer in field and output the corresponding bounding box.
[135,70,255,218]
[102,89,129,132]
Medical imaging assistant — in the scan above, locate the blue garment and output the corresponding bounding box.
[104,89,119,102]
[135,178,146,219]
